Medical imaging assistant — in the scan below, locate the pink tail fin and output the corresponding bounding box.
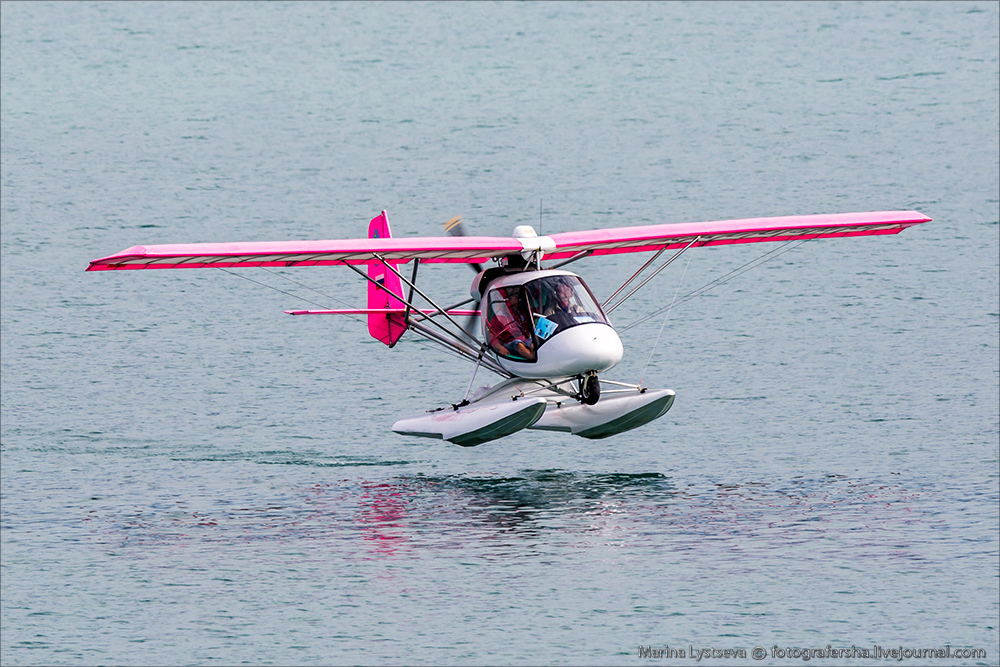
[367,211,407,347]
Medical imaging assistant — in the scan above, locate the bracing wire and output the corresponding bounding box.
[258,267,360,311]
[619,238,811,333]
[214,265,502,380]
[396,330,510,380]
[211,238,811,386]
[213,266,367,326]
[638,250,693,387]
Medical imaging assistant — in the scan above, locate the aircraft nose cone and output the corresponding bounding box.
[539,323,622,375]
[587,324,624,372]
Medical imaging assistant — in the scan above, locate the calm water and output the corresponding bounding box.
[2,2,998,665]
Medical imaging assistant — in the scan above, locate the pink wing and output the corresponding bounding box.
[544,210,930,259]
[86,210,929,271]
[86,235,523,271]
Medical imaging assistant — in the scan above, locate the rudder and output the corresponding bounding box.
[367,211,407,347]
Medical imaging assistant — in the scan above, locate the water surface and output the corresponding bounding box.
[2,2,997,664]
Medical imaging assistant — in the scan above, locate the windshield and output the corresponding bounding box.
[523,275,608,344]
[485,276,610,362]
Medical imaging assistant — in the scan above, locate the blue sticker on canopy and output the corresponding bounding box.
[534,317,558,340]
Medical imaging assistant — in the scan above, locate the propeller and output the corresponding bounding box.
[444,215,485,342]
[444,216,484,274]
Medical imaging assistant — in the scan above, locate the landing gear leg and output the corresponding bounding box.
[580,372,601,405]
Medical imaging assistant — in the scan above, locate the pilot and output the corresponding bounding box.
[545,279,583,329]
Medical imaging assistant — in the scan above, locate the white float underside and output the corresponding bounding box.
[529,387,675,439]
[392,378,675,446]
[391,397,548,447]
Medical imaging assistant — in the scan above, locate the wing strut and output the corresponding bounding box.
[344,262,477,357]
[374,254,484,351]
[638,250,694,388]
[601,248,667,309]
[400,258,420,336]
[620,238,809,333]
[407,319,510,378]
[344,256,510,378]
[547,250,593,271]
[604,237,700,314]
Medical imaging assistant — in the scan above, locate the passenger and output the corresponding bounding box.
[486,289,535,361]
[502,291,534,359]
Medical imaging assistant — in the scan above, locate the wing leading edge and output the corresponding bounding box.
[543,210,931,259]
[86,210,929,271]
[86,235,524,271]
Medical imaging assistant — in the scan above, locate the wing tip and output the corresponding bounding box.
[86,246,148,272]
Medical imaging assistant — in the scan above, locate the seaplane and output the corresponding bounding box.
[87,209,930,446]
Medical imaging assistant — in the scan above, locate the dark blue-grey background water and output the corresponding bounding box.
[2,2,998,665]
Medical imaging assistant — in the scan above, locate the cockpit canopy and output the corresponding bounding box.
[484,274,609,363]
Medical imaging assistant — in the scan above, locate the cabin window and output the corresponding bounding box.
[524,275,608,344]
[485,286,537,362]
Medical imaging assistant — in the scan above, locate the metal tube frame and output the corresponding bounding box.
[409,297,476,323]
[343,259,511,381]
[401,258,420,326]
[375,254,484,351]
[601,247,666,309]
[605,237,700,314]
[516,377,581,400]
[462,353,485,401]
[547,250,593,271]
[599,379,642,389]
[344,261,479,360]
[408,319,510,378]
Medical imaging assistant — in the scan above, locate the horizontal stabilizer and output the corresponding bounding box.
[286,308,480,316]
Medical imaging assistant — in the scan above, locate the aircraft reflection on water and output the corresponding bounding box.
[84,466,930,567]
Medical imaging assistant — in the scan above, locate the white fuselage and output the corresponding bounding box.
[478,269,623,380]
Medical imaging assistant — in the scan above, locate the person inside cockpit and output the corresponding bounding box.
[544,278,584,329]
[485,287,535,361]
